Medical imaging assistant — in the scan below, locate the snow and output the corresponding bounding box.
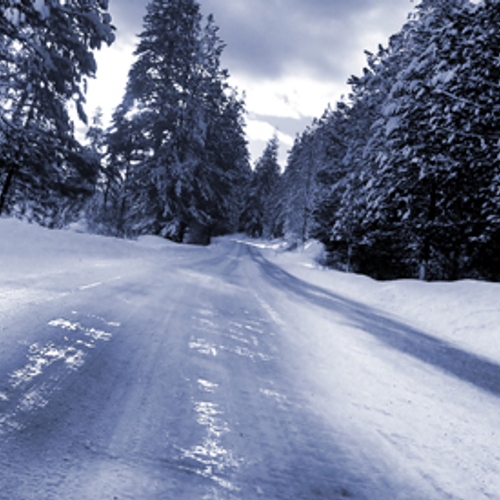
[242,236,500,499]
[1,218,500,499]
[258,237,500,365]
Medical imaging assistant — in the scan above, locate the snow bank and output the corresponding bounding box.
[0,218,183,318]
[0,218,180,276]
[239,237,500,499]
[255,237,500,366]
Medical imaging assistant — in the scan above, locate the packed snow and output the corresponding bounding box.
[0,218,499,499]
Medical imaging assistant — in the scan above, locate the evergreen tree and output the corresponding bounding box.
[81,101,151,237]
[113,0,249,243]
[279,0,500,281]
[340,38,414,278]
[0,0,115,220]
[282,121,325,244]
[241,135,282,238]
[309,104,351,265]
[86,108,106,160]
[370,0,500,279]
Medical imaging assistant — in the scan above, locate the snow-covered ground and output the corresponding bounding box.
[255,238,500,367]
[0,218,499,499]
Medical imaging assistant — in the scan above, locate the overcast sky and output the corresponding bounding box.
[86,0,414,165]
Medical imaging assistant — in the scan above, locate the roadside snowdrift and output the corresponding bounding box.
[0,218,179,319]
[254,238,500,366]
[237,236,500,500]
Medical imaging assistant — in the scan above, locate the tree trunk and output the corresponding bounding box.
[419,260,427,281]
[0,162,18,216]
[346,243,353,274]
[419,178,437,281]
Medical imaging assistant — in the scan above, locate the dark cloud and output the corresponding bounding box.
[201,0,413,81]
[109,0,413,82]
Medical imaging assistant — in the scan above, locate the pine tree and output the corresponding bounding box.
[113,0,249,243]
[276,0,500,281]
[369,0,465,279]
[241,135,282,239]
[282,120,325,244]
[91,103,149,237]
[429,0,500,279]
[86,108,106,159]
[341,38,414,278]
[371,0,500,279]
[0,0,115,220]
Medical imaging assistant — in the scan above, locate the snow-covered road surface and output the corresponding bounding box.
[0,222,499,499]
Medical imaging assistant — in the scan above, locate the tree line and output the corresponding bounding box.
[0,0,250,243]
[2,0,500,281]
[0,0,115,225]
[242,0,500,281]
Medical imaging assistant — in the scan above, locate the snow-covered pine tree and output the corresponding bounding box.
[0,0,115,222]
[426,0,500,279]
[82,106,119,234]
[339,36,417,278]
[370,0,468,280]
[85,107,106,197]
[99,103,150,237]
[311,104,351,262]
[86,108,106,160]
[308,49,397,274]
[474,0,500,279]
[372,0,500,280]
[114,0,249,243]
[276,0,500,281]
[241,135,282,239]
[282,119,327,245]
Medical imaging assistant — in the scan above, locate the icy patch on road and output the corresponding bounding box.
[180,401,241,491]
[0,312,119,435]
[48,318,112,342]
[179,399,241,493]
[227,333,251,345]
[220,344,273,362]
[189,338,218,356]
[194,402,229,437]
[48,318,79,331]
[18,388,49,411]
[198,379,219,393]
[10,341,85,388]
[260,388,288,405]
[177,378,242,494]
[244,324,264,334]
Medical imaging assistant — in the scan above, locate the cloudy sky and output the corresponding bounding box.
[85,0,414,165]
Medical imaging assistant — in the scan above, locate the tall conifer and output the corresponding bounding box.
[114,0,249,242]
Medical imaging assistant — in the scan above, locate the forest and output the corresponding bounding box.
[1,0,500,281]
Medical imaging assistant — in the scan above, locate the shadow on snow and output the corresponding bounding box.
[248,245,500,399]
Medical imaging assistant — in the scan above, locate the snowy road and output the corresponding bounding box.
[0,231,499,499]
